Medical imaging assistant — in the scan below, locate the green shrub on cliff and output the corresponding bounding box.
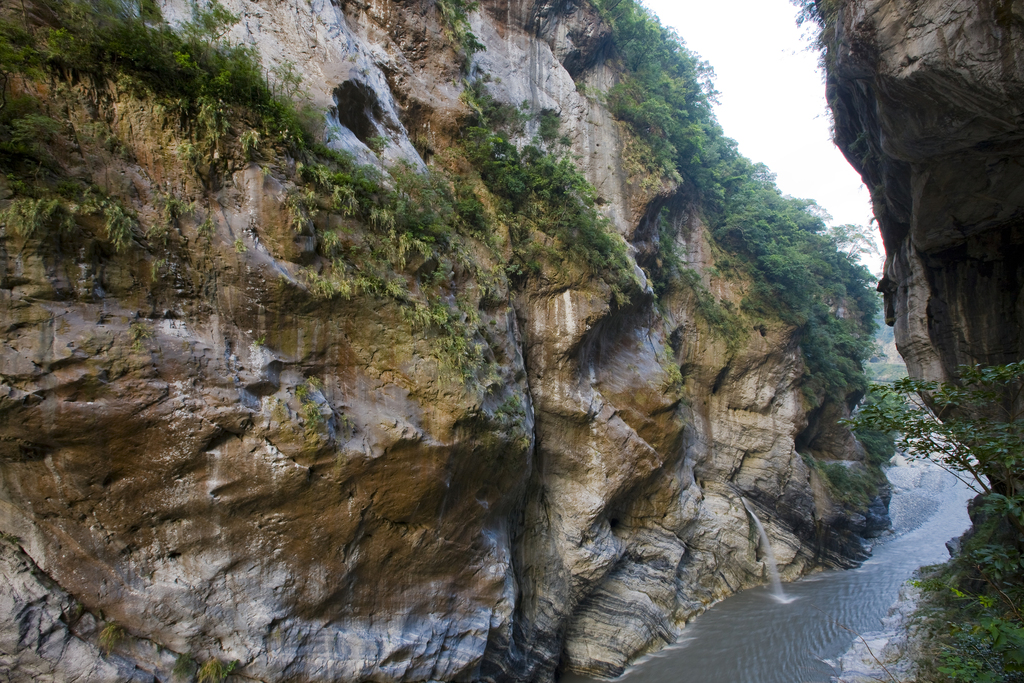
[792,0,841,70]
[436,0,484,61]
[0,197,75,238]
[464,127,636,302]
[196,658,237,683]
[31,0,309,150]
[815,460,881,506]
[714,161,878,398]
[98,622,125,655]
[0,20,42,113]
[461,82,637,303]
[593,0,717,186]
[291,145,499,377]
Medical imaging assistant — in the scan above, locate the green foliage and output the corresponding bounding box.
[938,625,1024,683]
[490,392,531,450]
[711,165,878,400]
[593,0,716,184]
[460,79,527,135]
[295,378,326,442]
[591,0,876,401]
[913,563,1024,683]
[815,460,879,506]
[492,393,524,426]
[164,194,195,221]
[0,197,75,238]
[365,134,388,156]
[269,59,305,102]
[298,153,478,267]
[300,399,324,436]
[0,10,213,256]
[826,222,881,261]
[462,117,637,303]
[537,109,562,146]
[0,19,43,112]
[152,192,194,243]
[0,530,21,544]
[290,144,503,378]
[98,622,124,655]
[3,191,146,253]
[652,205,737,345]
[676,266,744,347]
[33,0,312,152]
[196,658,237,683]
[972,543,1024,587]
[852,387,898,465]
[129,321,153,352]
[0,92,63,175]
[172,653,196,680]
[847,363,1024,502]
[659,349,684,396]
[240,129,261,160]
[435,0,484,61]
[850,363,1024,680]
[402,298,485,378]
[856,426,895,466]
[791,0,841,70]
[99,198,138,252]
[197,215,214,241]
[10,111,60,154]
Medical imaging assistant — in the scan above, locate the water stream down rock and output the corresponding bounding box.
[741,498,790,603]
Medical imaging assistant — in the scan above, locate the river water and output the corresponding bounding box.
[564,463,975,683]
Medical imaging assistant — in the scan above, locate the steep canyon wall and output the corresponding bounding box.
[825,0,1024,378]
[0,0,880,680]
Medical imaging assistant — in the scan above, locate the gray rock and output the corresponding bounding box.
[827,0,1024,376]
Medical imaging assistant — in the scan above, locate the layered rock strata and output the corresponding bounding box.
[825,0,1024,379]
[0,0,882,680]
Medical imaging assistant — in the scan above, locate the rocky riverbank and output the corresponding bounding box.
[830,461,973,683]
[831,581,925,683]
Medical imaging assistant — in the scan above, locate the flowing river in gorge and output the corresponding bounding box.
[564,462,975,683]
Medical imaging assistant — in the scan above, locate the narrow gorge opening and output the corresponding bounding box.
[0,0,1014,681]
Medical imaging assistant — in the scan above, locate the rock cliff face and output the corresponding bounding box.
[825,0,1024,380]
[0,0,880,680]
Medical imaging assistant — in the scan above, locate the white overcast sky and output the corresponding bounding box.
[641,0,880,268]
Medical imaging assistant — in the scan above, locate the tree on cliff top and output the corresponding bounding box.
[594,0,878,404]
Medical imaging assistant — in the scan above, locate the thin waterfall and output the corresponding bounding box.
[741,498,790,603]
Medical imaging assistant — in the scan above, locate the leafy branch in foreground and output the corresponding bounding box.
[847,363,1024,681]
[847,363,1024,507]
[851,362,1024,679]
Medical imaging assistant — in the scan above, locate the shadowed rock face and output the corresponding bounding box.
[826,0,1024,380]
[0,0,879,681]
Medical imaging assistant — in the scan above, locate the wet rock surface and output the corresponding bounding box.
[831,581,925,683]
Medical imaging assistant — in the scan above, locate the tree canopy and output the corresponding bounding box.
[595,0,878,402]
